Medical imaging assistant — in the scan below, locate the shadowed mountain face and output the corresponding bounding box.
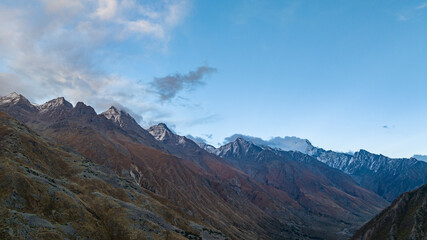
[218,133,427,202]
[352,184,427,240]
[0,92,390,239]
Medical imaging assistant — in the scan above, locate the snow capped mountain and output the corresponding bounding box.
[0,92,26,105]
[148,123,174,141]
[0,92,36,109]
[0,92,38,121]
[37,97,73,112]
[215,134,427,202]
[312,148,427,201]
[148,123,190,146]
[36,97,74,120]
[314,149,417,174]
[101,106,140,130]
[224,134,317,154]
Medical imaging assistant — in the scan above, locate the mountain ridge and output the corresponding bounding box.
[214,133,427,201]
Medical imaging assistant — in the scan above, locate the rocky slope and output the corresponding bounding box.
[352,184,426,240]
[0,111,225,239]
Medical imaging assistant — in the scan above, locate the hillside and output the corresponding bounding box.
[0,111,225,239]
[352,184,426,240]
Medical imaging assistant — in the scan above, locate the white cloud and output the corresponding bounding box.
[416,3,427,9]
[125,20,165,38]
[94,0,118,20]
[164,1,189,27]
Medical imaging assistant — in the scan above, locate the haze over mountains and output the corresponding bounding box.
[0,92,426,239]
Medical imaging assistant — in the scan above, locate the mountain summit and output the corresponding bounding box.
[37,97,73,112]
[102,106,140,130]
[148,123,175,142]
[0,92,30,105]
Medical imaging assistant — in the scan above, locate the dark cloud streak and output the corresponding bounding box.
[151,66,217,101]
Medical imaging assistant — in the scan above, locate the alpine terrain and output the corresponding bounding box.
[0,92,425,239]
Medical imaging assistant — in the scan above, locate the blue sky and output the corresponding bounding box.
[0,0,427,158]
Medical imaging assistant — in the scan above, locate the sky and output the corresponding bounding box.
[0,0,427,158]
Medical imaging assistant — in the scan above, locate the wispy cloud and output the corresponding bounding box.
[396,2,427,22]
[397,14,408,22]
[0,0,198,126]
[150,66,217,101]
[416,3,427,9]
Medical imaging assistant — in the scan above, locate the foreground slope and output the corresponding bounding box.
[352,184,427,240]
[0,111,227,239]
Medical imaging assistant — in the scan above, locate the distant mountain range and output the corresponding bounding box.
[1,92,426,239]
[204,134,427,202]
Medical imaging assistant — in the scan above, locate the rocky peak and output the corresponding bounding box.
[148,123,174,141]
[38,97,73,113]
[101,106,139,129]
[231,137,258,152]
[215,137,263,157]
[72,102,97,117]
[0,92,34,107]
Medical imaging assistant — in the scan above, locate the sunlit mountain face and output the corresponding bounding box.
[1,1,427,239]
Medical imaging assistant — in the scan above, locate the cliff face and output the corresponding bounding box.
[352,184,427,240]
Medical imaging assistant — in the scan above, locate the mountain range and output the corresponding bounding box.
[207,134,427,202]
[0,92,426,239]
